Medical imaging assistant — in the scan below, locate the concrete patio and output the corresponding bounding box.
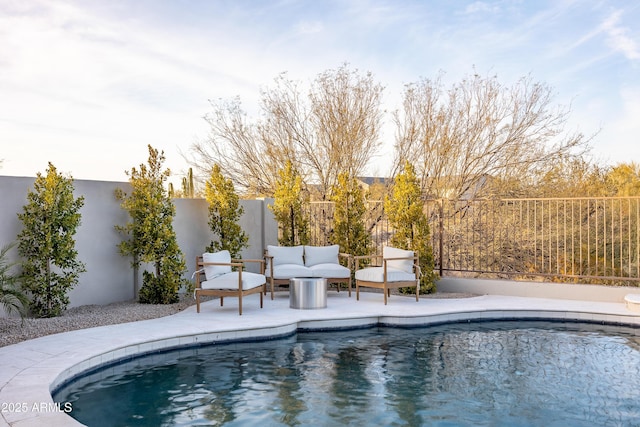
[1,290,640,427]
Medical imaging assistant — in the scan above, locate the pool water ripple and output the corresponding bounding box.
[54,321,640,426]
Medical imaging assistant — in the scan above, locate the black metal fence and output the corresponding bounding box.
[306,198,640,285]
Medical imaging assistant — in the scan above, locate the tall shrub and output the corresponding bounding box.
[330,172,372,258]
[384,161,437,293]
[115,145,188,304]
[205,164,248,258]
[17,163,85,317]
[269,160,309,246]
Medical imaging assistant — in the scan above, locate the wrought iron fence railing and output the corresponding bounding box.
[306,198,640,285]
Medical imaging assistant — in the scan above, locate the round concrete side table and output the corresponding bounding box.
[289,277,327,309]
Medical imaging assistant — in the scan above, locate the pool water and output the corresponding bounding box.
[54,321,640,426]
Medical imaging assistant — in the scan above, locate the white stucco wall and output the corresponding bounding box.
[66,179,136,306]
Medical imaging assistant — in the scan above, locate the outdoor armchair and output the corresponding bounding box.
[194,250,266,315]
[354,246,421,305]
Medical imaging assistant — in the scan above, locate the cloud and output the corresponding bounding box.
[589,84,640,166]
[615,85,640,131]
[294,20,324,35]
[600,10,640,61]
[463,1,500,15]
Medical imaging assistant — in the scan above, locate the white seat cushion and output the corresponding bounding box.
[304,245,339,266]
[200,272,266,290]
[309,263,350,278]
[265,264,312,279]
[355,267,416,283]
[267,245,304,266]
[383,246,414,273]
[202,251,232,280]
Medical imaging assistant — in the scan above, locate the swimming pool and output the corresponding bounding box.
[54,321,640,426]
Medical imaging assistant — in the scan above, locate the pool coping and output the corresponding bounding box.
[1,292,639,427]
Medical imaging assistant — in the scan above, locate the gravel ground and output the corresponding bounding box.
[0,297,197,348]
[0,291,476,348]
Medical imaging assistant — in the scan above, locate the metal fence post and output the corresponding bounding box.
[439,199,444,277]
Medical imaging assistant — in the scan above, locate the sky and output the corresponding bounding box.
[1,0,639,185]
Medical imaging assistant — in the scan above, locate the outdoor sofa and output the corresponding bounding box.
[264,244,352,299]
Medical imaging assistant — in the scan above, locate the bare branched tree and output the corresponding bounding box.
[187,97,275,196]
[306,66,384,197]
[393,71,592,199]
[187,64,384,198]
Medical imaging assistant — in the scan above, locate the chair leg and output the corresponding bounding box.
[270,278,275,300]
[356,283,360,300]
[239,294,243,315]
[260,291,263,308]
[383,286,388,305]
[220,297,224,307]
[196,292,201,313]
[348,277,352,297]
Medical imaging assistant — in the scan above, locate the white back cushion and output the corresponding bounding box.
[383,246,414,273]
[202,250,232,280]
[304,245,339,266]
[267,245,304,266]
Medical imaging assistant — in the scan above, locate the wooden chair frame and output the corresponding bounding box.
[354,253,421,305]
[194,256,266,315]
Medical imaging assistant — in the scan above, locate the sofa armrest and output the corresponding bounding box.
[353,254,382,269]
[338,252,352,269]
[263,253,274,276]
[414,263,422,278]
[232,258,266,274]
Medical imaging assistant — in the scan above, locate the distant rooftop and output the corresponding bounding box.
[356,176,392,186]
